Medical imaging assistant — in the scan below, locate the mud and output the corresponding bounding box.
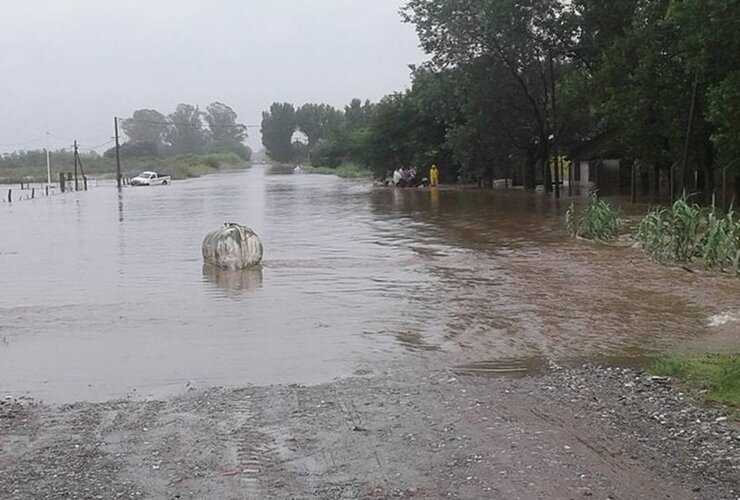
[2,364,737,500]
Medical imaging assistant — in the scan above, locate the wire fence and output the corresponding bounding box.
[1,178,99,204]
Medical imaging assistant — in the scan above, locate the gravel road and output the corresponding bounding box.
[1,365,738,499]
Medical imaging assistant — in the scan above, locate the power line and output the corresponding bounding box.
[87,139,115,150]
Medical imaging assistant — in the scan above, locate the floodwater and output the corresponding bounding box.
[1,165,738,402]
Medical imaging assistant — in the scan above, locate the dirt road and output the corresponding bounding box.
[1,365,738,500]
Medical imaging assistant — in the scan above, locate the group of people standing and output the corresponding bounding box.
[387,164,440,188]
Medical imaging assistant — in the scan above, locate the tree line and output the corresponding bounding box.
[261,0,740,195]
[108,102,251,160]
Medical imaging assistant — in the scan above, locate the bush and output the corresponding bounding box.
[565,193,620,242]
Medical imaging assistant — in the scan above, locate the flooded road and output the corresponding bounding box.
[1,164,738,402]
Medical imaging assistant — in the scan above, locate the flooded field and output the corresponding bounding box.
[1,164,738,402]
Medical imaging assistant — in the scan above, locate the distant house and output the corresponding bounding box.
[568,136,632,194]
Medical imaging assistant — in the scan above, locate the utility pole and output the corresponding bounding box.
[73,140,79,191]
[45,148,51,189]
[114,117,122,188]
[76,146,88,190]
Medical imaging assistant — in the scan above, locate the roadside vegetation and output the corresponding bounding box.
[0,101,251,183]
[258,0,740,195]
[636,197,740,275]
[564,194,740,276]
[652,353,740,408]
[0,151,246,183]
[566,193,620,242]
[310,162,372,179]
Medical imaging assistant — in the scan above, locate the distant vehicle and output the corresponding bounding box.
[130,171,171,186]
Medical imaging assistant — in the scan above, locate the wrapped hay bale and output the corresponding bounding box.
[202,223,263,270]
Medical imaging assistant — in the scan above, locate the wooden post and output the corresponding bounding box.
[31,188,35,199]
[7,189,11,203]
[73,140,79,191]
[114,117,122,188]
[59,172,65,192]
[83,176,88,191]
[45,185,49,196]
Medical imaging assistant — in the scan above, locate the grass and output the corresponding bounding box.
[636,196,740,275]
[652,353,740,407]
[0,152,245,183]
[565,193,621,242]
[310,162,373,179]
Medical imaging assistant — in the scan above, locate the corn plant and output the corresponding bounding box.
[566,193,620,242]
[636,195,740,275]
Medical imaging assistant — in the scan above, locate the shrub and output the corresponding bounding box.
[565,193,620,242]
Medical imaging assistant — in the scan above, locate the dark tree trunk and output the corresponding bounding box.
[524,149,537,191]
[703,139,715,200]
[539,138,552,193]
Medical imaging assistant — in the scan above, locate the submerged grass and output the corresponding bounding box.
[310,162,372,179]
[565,193,620,242]
[636,196,740,275]
[652,353,740,408]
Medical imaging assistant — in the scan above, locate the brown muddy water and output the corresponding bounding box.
[1,164,738,402]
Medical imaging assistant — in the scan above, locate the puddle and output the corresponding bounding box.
[452,357,548,377]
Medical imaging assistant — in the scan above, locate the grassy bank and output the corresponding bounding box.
[0,152,246,184]
[652,353,740,408]
[310,162,372,179]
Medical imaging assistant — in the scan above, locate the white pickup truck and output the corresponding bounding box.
[130,171,171,186]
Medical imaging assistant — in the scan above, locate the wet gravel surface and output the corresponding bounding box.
[1,365,738,499]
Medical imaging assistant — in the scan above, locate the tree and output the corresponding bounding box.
[121,109,168,154]
[295,104,344,147]
[166,103,207,154]
[307,99,375,168]
[344,99,375,131]
[403,0,569,190]
[204,102,247,149]
[261,102,297,162]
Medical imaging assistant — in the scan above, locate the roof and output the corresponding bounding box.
[568,134,626,160]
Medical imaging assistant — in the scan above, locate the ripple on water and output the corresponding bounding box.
[1,168,739,402]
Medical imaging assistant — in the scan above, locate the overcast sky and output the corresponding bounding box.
[0,0,425,153]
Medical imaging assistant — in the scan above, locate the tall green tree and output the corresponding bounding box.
[121,109,168,153]
[204,102,247,149]
[166,103,207,154]
[344,99,375,131]
[403,0,569,190]
[295,104,344,147]
[261,102,297,162]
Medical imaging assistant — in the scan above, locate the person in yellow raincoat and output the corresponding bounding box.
[429,164,439,187]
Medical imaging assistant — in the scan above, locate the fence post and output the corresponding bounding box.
[59,172,65,192]
[7,189,11,203]
[83,176,88,191]
[31,188,35,199]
